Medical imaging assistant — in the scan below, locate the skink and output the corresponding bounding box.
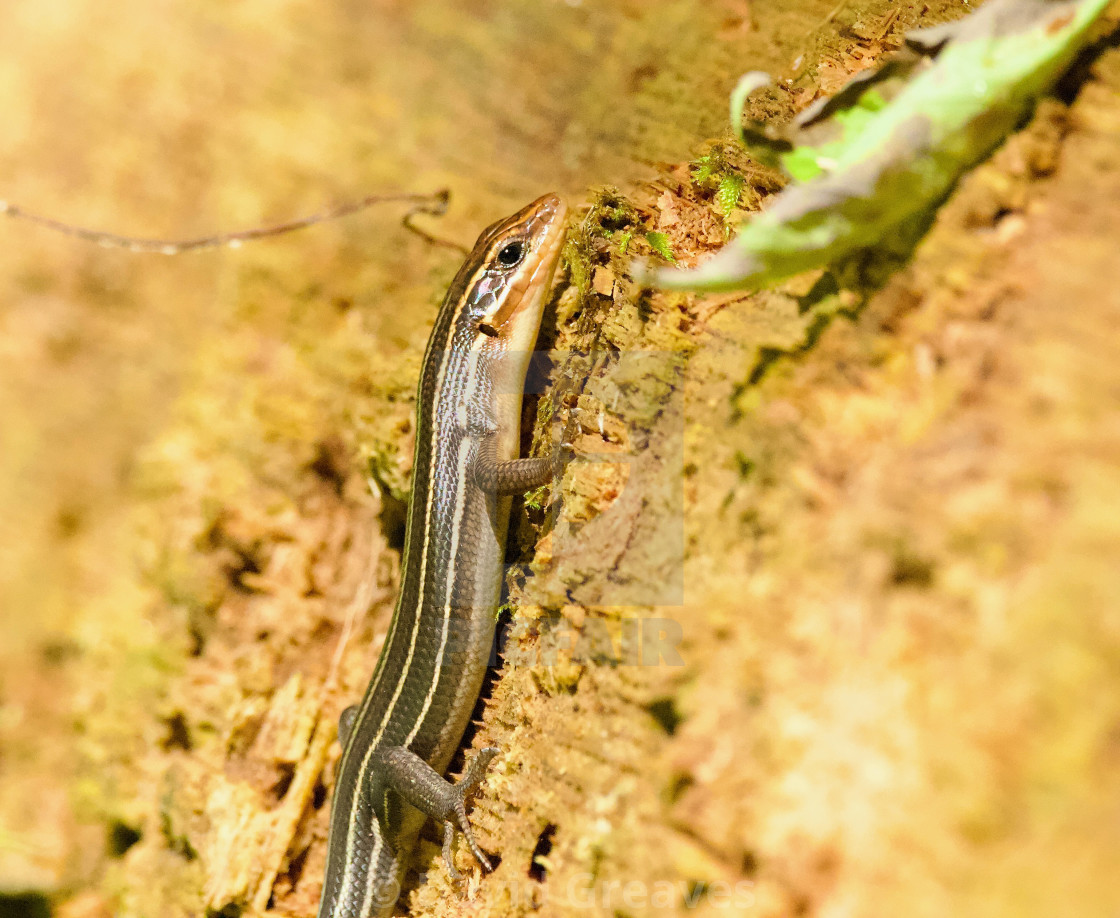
[316,194,569,918]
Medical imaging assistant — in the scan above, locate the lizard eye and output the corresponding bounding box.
[496,240,525,268]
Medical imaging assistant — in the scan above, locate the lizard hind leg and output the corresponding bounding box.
[375,745,500,877]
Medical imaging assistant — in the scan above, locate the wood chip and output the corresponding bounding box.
[657,190,681,228]
[592,266,616,297]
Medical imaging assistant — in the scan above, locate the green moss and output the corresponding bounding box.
[564,188,643,299]
[644,232,676,262]
[714,173,746,219]
[365,441,411,504]
[689,139,759,230]
[523,485,549,513]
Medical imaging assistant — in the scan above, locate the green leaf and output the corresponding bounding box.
[651,0,1111,292]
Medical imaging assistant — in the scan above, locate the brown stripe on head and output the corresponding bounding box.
[467,194,568,342]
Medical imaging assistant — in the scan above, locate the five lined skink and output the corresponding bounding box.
[316,194,569,918]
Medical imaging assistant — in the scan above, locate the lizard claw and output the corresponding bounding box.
[441,747,500,877]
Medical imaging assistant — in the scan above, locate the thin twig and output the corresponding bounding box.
[0,188,453,253]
